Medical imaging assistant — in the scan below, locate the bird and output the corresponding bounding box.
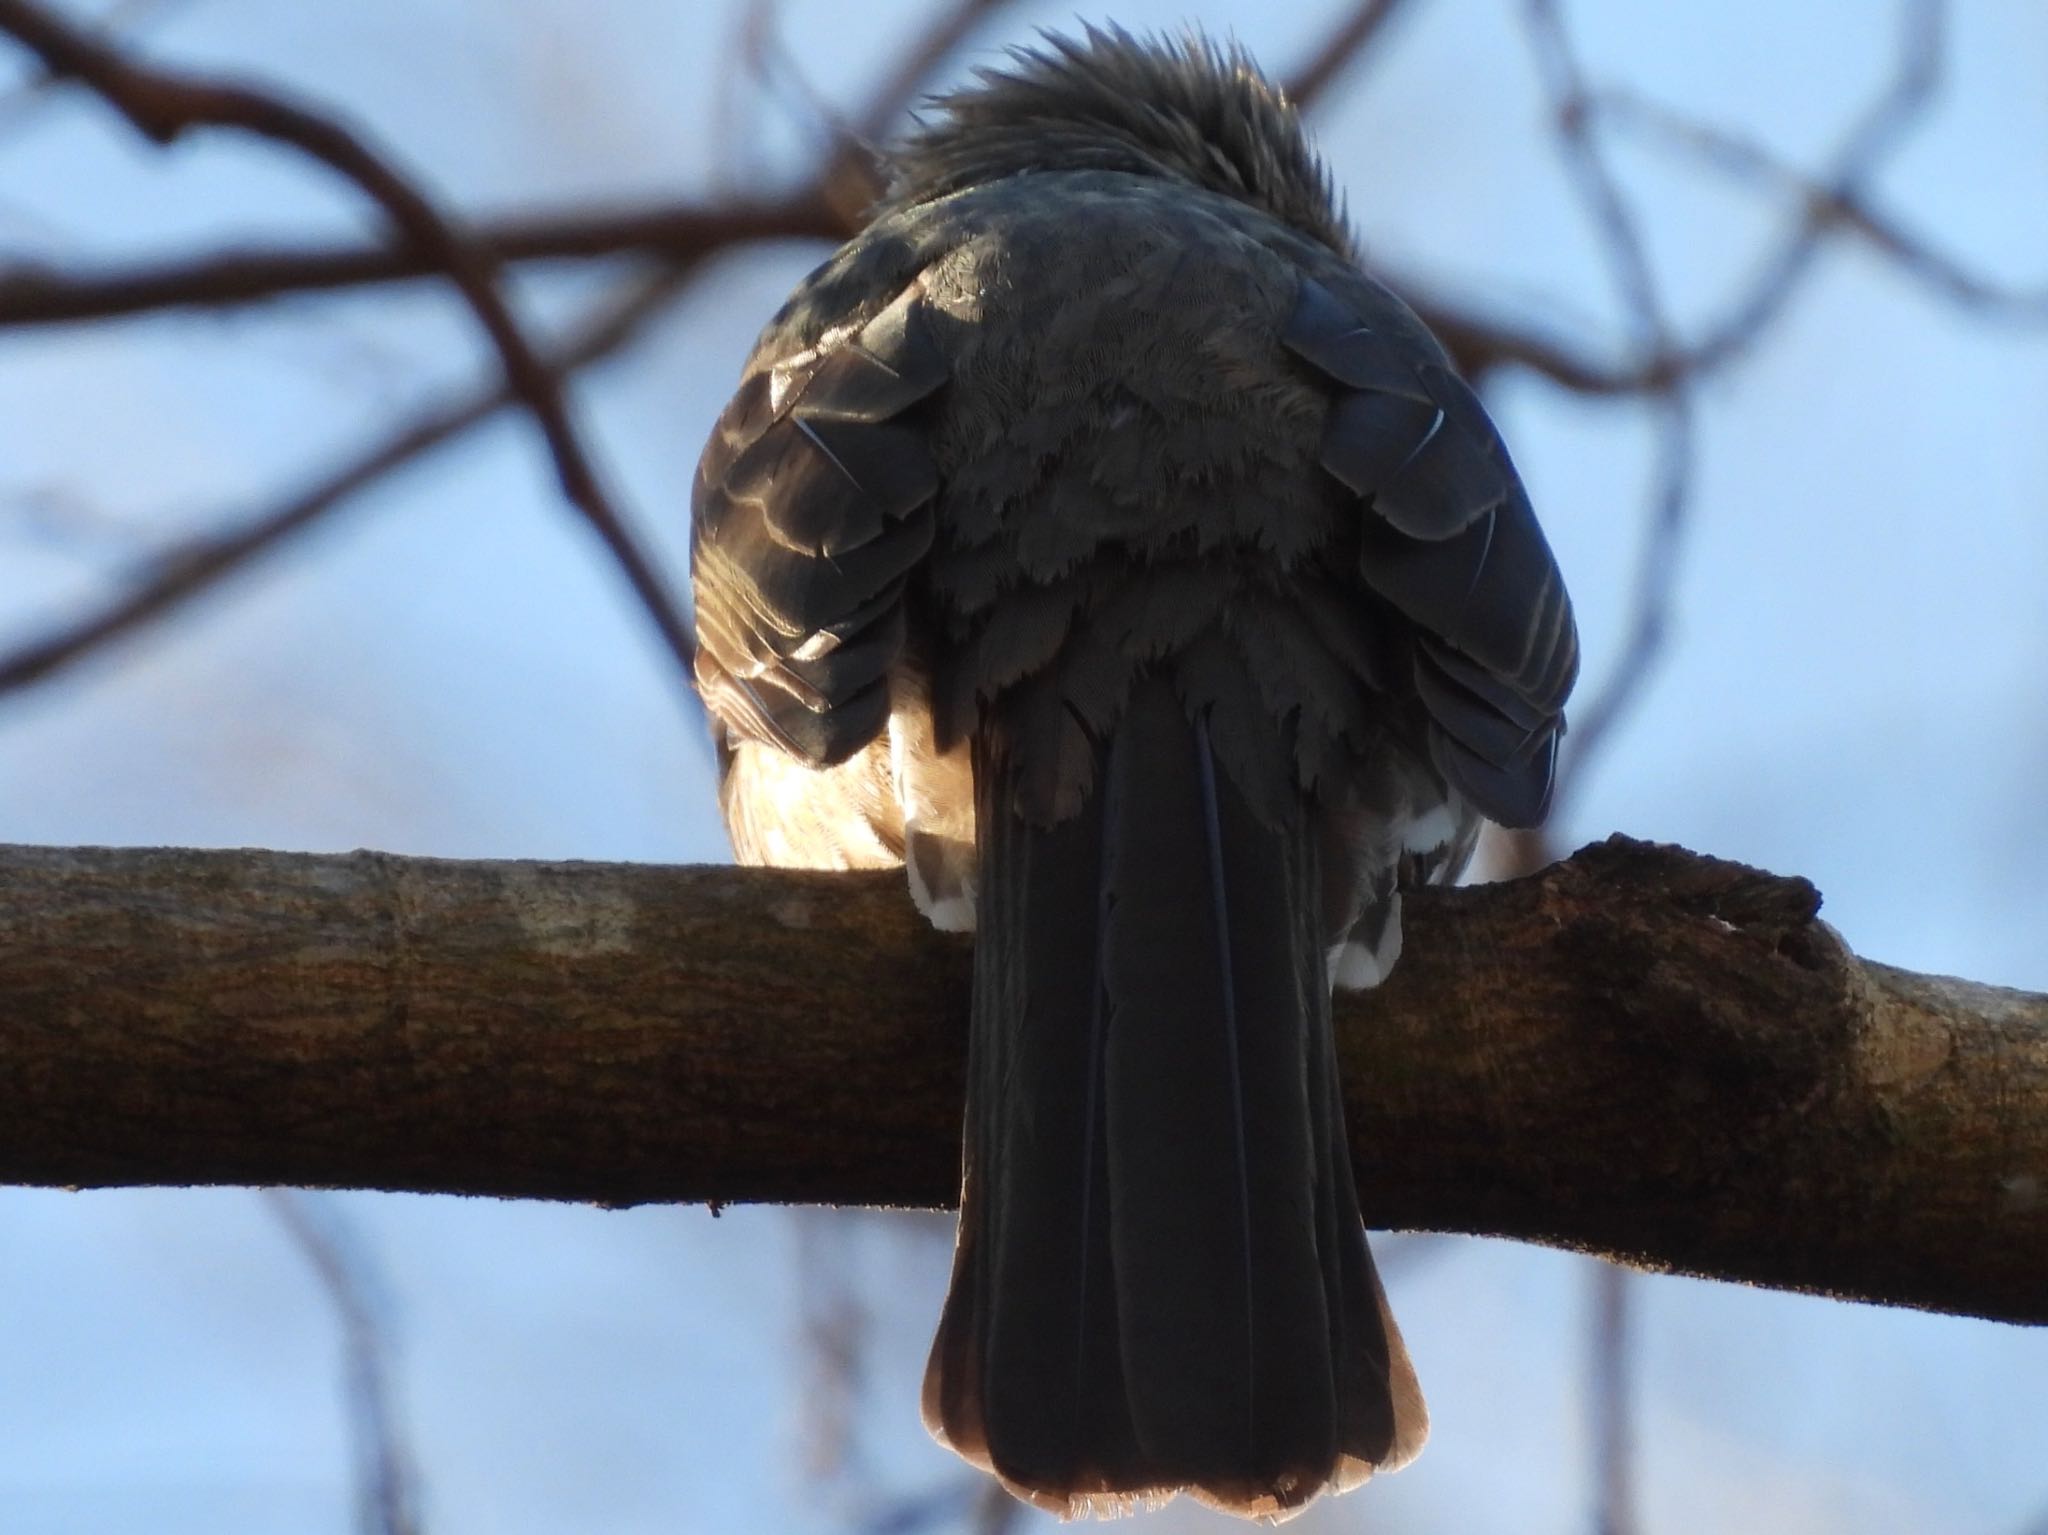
[690,25,1577,1521]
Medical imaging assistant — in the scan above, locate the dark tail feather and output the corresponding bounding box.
[922,677,1425,1518]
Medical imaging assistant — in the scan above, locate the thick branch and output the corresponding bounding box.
[1,835,2040,1324]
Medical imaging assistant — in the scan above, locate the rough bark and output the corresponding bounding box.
[0,835,2040,1324]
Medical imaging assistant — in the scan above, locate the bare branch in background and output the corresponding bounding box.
[264,1189,422,1535]
[0,0,699,688]
[1521,0,1697,797]
[0,267,696,694]
[730,0,856,175]
[1592,83,2048,322]
[1589,1263,1641,1535]
[853,1470,1021,1535]
[810,0,1021,223]
[852,0,1010,148]
[0,0,189,137]
[971,1479,1022,1535]
[1286,0,1418,109]
[0,0,2020,454]
[0,0,2024,394]
[859,1477,982,1535]
[793,1210,872,1486]
[1653,0,1946,379]
[0,199,841,326]
[0,0,1014,702]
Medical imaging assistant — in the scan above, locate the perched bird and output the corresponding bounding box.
[691,26,1577,1520]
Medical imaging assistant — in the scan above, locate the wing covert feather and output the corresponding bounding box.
[1285,274,1579,826]
[691,284,948,764]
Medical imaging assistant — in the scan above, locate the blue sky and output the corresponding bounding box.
[1,2,2045,1532]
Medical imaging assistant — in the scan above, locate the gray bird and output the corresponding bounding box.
[691,27,1577,1520]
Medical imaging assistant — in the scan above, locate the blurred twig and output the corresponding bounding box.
[1593,83,2048,322]
[859,1476,982,1535]
[856,1473,1021,1535]
[1286,0,1418,109]
[811,0,1019,223]
[1526,0,1971,802]
[0,0,699,685]
[972,1480,1023,1535]
[729,0,854,175]
[0,266,696,694]
[794,1210,872,1485]
[853,0,1009,147]
[0,198,842,324]
[0,0,189,136]
[1589,1262,1640,1535]
[1651,0,1947,381]
[0,0,1011,701]
[0,0,2020,412]
[264,1190,422,1535]
[1521,0,1696,798]
[711,0,780,192]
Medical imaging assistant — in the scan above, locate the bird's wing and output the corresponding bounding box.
[1283,273,1580,827]
[691,282,949,766]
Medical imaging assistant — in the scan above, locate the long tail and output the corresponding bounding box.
[921,676,1426,1519]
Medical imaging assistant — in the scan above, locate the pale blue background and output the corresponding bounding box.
[1,2,2044,1532]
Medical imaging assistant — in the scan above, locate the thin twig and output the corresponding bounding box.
[813,0,1017,222]
[972,1478,1023,1535]
[710,0,779,194]
[0,0,1025,700]
[0,198,840,326]
[1650,0,1945,391]
[1589,1262,1640,1535]
[1595,83,2048,322]
[264,1190,422,1535]
[859,1476,983,1535]
[0,0,189,136]
[1521,0,1697,796]
[735,0,859,173]
[0,267,694,695]
[854,0,1010,147]
[793,1210,871,1485]
[0,0,2016,422]
[1286,0,1418,110]
[0,0,699,685]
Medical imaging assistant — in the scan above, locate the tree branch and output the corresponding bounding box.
[0,198,842,327]
[0,194,1617,391]
[1592,80,2048,322]
[0,0,700,685]
[264,1190,422,1535]
[0,266,697,695]
[1285,0,1417,109]
[1,836,2040,1325]
[1520,0,1697,794]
